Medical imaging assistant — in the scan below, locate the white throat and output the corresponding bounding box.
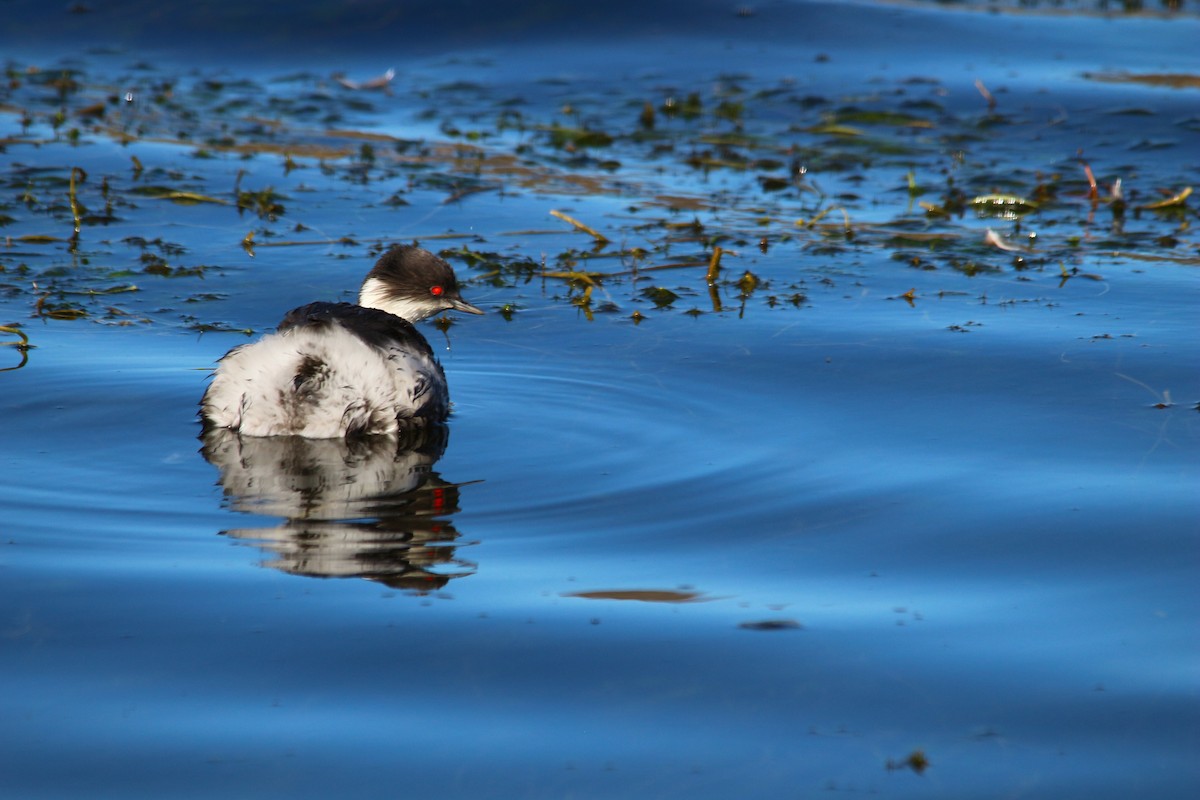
[359,277,436,322]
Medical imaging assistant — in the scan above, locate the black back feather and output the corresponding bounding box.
[278,302,439,360]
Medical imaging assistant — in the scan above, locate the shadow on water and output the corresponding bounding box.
[200,425,476,591]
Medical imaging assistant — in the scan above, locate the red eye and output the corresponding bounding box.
[430,286,444,296]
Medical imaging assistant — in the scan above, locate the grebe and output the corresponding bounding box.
[200,244,482,438]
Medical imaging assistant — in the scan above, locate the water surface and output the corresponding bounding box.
[1,2,1197,798]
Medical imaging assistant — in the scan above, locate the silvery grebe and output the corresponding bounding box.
[200,244,482,438]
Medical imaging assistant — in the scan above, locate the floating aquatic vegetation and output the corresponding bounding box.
[1141,186,1192,209]
[130,185,229,205]
[35,293,88,320]
[736,270,760,295]
[640,286,680,308]
[886,749,930,775]
[234,186,285,220]
[1084,72,1200,89]
[546,124,614,150]
[0,51,1194,334]
[0,323,32,371]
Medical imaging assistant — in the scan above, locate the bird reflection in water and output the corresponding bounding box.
[201,425,474,592]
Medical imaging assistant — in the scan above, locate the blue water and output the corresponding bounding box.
[2,1,1198,798]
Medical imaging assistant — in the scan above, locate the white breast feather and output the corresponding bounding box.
[202,324,441,438]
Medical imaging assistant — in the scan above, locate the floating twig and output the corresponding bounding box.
[1140,186,1191,210]
[974,78,996,111]
[706,246,723,285]
[1083,163,1098,201]
[550,209,610,244]
[540,270,603,284]
[62,284,139,296]
[798,207,834,227]
[0,324,29,347]
[0,324,31,372]
[131,186,229,205]
[984,228,1027,253]
[68,166,85,234]
[797,206,852,234]
[335,68,395,91]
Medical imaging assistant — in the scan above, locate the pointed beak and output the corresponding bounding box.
[448,296,485,315]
